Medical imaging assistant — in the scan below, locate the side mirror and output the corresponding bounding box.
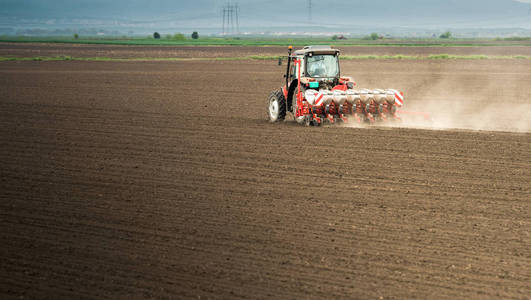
[278,57,282,66]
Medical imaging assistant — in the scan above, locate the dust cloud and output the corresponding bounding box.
[340,57,531,133]
[357,60,530,133]
[342,97,530,133]
[394,99,531,133]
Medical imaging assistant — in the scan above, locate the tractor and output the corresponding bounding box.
[267,45,405,126]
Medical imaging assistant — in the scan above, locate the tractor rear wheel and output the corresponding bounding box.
[268,90,286,122]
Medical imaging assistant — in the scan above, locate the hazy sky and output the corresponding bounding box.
[1,0,530,30]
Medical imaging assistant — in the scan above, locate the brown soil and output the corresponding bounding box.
[2,42,531,58]
[0,46,530,299]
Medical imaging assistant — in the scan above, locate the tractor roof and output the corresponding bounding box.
[293,45,340,56]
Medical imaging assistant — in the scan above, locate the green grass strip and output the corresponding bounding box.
[1,54,530,62]
[2,36,531,47]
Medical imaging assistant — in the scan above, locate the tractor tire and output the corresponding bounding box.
[292,87,306,125]
[268,90,286,122]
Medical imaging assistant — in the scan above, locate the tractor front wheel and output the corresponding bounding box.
[268,90,286,122]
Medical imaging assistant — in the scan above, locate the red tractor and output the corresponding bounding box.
[268,45,405,126]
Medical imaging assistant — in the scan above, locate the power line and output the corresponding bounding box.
[221,2,239,35]
[222,8,225,34]
[308,0,312,23]
[235,3,239,33]
[231,3,235,33]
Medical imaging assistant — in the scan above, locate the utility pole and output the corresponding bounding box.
[221,2,240,35]
[308,0,312,23]
[222,8,226,35]
[230,2,234,34]
[235,3,240,34]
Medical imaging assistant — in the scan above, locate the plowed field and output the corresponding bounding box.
[1,45,530,299]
